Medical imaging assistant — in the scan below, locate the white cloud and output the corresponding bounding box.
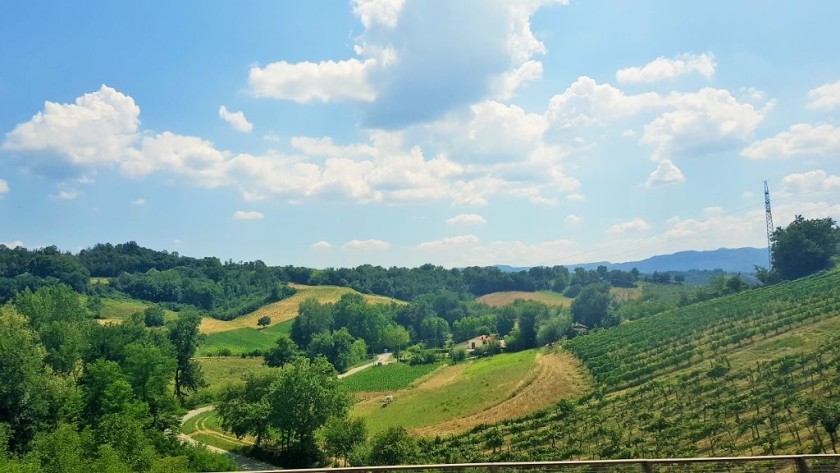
[352,0,405,28]
[418,234,480,249]
[741,123,840,159]
[49,189,79,200]
[0,179,8,194]
[232,210,264,220]
[807,80,840,111]
[495,59,543,99]
[1,240,23,249]
[311,240,333,250]
[2,85,139,167]
[218,106,253,133]
[645,159,685,188]
[567,193,585,201]
[130,198,145,206]
[465,101,548,161]
[446,213,486,225]
[642,88,770,160]
[616,52,716,84]
[607,218,651,235]
[546,76,663,129]
[565,214,582,224]
[249,58,379,103]
[342,239,390,250]
[781,170,840,194]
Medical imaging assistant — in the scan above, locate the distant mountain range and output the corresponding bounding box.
[498,247,769,274]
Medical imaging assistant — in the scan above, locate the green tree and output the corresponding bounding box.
[571,283,614,329]
[381,324,410,355]
[771,215,840,280]
[122,342,177,427]
[142,307,165,327]
[290,298,334,347]
[0,307,58,452]
[365,426,418,466]
[15,285,92,375]
[167,312,205,398]
[419,316,450,348]
[257,316,271,328]
[321,416,367,466]
[217,370,278,447]
[264,334,301,368]
[308,328,368,372]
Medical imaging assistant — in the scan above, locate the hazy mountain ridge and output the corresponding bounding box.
[498,247,768,274]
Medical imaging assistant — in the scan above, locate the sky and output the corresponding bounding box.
[1,0,840,268]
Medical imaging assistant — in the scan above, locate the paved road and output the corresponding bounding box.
[338,352,393,379]
[180,352,393,470]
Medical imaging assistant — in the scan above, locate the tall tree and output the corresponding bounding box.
[571,283,614,329]
[772,215,840,280]
[167,312,205,398]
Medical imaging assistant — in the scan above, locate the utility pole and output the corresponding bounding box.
[764,180,774,269]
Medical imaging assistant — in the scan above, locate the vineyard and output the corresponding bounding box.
[421,270,840,462]
[341,362,442,392]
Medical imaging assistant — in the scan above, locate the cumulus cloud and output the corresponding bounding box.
[781,170,840,194]
[1,240,23,249]
[807,80,840,111]
[446,213,486,225]
[3,85,139,168]
[418,234,480,249]
[342,239,390,250]
[311,240,333,249]
[616,53,716,84]
[49,189,80,200]
[741,123,840,159]
[546,76,662,129]
[565,214,582,224]
[607,218,651,235]
[645,159,685,188]
[232,210,264,220]
[248,58,379,103]
[0,179,8,194]
[352,0,405,28]
[218,106,253,133]
[130,198,145,206]
[641,88,771,160]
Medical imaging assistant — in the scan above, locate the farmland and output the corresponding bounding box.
[198,319,294,356]
[352,349,589,435]
[341,362,442,392]
[477,290,572,307]
[199,283,401,334]
[423,270,840,462]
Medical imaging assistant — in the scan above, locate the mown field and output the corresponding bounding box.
[352,349,589,435]
[423,270,840,462]
[199,284,401,334]
[198,319,295,356]
[476,290,573,307]
[476,287,641,308]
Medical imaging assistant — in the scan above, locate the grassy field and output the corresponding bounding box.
[352,349,589,435]
[476,290,573,307]
[198,319,295,355]
[199,284,401,334]
[83,295,179,324]
[477,287,642,308]
[341,363,442,392]
[197,356,267,391]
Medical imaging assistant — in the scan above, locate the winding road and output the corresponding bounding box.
[180,352,393,471]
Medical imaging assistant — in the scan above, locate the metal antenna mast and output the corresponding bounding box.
[764,180,774,268]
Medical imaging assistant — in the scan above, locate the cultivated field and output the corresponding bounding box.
[476,290,573,307]
[352,348,589,435]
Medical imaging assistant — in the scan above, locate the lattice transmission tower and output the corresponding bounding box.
[764,180,774,268]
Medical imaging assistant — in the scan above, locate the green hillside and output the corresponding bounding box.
[422,270,840,462]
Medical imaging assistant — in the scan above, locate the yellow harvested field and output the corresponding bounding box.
[199,284,402,334]
[477,291,572,307]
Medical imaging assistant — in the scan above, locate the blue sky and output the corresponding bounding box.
[2,0,839,268]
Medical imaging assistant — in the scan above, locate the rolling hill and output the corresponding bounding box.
[422,269,840,462]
